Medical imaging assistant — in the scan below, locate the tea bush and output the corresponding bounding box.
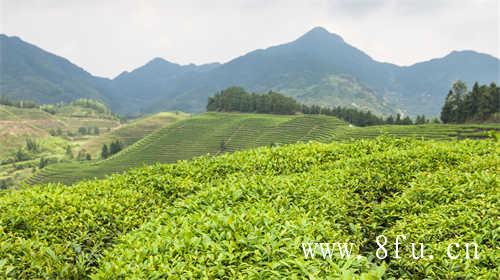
[1,137,498,279]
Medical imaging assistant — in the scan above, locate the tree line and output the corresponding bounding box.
[207,87,435,126]
[0,95,38,108]
[101,140,123,159]
[441,81,499,123]
[207,87,301,115]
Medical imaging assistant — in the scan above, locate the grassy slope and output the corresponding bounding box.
[0,105,187,188]
[28,112,500,186]
[0,104,120,158]
[1,138,498,278]
[27,113,348,185]
[75,112,190,158]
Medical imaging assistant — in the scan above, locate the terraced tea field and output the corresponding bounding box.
[76,111,190,158]
[332,123,499,140]
[27,112,500,185]
[1,138,498,278]
[27,113,347,185]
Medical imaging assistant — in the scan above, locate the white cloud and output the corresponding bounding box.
[1,0,498,78]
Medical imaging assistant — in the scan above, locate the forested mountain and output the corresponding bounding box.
[1,27,498,116]
[0,35,109,105]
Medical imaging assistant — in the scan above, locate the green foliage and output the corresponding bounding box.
[38,157,49,169]
[78,126,101,136]
[71,99,111,115]
[25,138,41,153]
[1,138,497,278]
[207,87,428,127]
[14,148,31,162]
[303,104,387,126]
[65,145,73,159]
[108,140,122,156]
[207,87,301,115]
[27,113,500,186]
[0,95,39,109]
[0,178,13,189]
[441,81,499,123]
[40,105,57,114]
[76,150,92,161]
[101,144,109,159]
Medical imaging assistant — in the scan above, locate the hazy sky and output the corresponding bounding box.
[1,0,498,78]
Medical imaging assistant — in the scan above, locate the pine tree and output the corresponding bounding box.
[65,145,73,159]
[101,144,109,159]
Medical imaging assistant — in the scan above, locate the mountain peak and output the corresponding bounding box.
[147,57,177,66]
[308,26,329,34]
[299,26,344,42]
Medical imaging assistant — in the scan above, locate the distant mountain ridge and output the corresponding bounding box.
[1,27,498,116]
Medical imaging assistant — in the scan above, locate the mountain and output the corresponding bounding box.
[106,27,499,116]
[1,27,498,116]
[0,34,110,105]
[394,50,500,115]
[108,27,399,115]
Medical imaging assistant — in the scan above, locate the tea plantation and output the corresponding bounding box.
[26,112,499,186]
[1,137,498,278]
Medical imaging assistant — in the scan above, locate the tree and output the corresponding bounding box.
[441,81,499,123]
[220,140,227,152]
[207,87,301,115]
[401,116,413,125]
[441,90,455,123]
[415,115,426,125]
[109,140,123,155]
[39,157,49,169]
[452,80,467,122]
[14,148,30,162]
[101,144,109,159]
[25,138,40,153]
[77,150,87,161]
[65,145,73,159]
[395,114,401,124]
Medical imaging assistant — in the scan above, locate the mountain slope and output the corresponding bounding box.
[394,50,500,115]
[0,35,110,104]
[110,27,400,115]
[1,28,498,116]
[108,27,498,116]
[27,113,349,185]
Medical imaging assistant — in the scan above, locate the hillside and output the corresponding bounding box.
[0,104,120,159]
[27,112,500,186]
[2,27,498,116]
[0,35,109,105]
[75,111,190,159]
[27,113,348,185]
[0,103,187,188]
[1,138,497,278]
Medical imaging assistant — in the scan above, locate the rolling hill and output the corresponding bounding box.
[0,104,120,159]
[2,27,498,116]
[27,113,349,185]
[74,111,189,159]
[27,112,499,186]
[1,138,498,278]
[0,103,187,188]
